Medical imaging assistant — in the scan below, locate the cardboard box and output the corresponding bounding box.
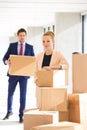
[59,111,69,121]
[36,70,68,87]
[31,121,83,130]
[9,55,35,76]
[72,53,87,93]
[24,108,38,113]
[68,93,87,130]
[36,87,67,111]
[24,110,58,130]
[24,110,69,121]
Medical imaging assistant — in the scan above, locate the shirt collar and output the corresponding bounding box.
[18,41,26,45]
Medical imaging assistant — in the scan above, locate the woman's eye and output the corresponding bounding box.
[47,40,50,42]
[43,40,50,43]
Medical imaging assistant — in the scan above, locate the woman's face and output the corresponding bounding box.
[42,35,54,50]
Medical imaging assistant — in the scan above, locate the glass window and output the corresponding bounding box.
[82,14,87,53]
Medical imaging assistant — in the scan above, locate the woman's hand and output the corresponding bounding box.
[51,65,62,70]
[43,66,51,70]
[51,65,57,69]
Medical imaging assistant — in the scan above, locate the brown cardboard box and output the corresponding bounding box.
[59,111,69,121]
[31,121,83,130]
[68,93,87,130]
[9,55,35,76]
[36,70,68,87]
[72,53,87,93]
[24,108,38,113]
[24,110,69,122]
[36,87,67,111]
[24,110,58,130]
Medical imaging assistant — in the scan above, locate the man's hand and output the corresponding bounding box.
[34,79,38,86]
[5,59,11,66]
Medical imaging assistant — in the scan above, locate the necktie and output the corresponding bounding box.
[19,43,23,55]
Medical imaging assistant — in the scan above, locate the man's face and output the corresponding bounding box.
[17,32,26,43]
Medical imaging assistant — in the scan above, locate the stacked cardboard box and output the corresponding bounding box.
[68,93,87,130]
[71,53,87,129]
[36,70,68,87]
[24,69,69,130]
[24,110,58,130]
[72,53,87,93]
[24,110,69,130]
[58,111,69,121]
[36,70,69,126]
[36,87,67,111]
[31,121,83,130]
[36,69,68,112]
[36,69,68,122]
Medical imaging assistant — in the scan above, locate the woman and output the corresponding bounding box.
[35,31,68,83]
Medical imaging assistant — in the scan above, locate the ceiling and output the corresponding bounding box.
[0,0,87,36]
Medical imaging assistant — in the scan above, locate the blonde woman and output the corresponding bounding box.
[35,31,68,83]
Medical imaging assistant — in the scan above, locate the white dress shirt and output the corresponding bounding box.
[18,42,26,55]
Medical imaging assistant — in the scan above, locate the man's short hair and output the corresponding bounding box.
[17,28,27,35]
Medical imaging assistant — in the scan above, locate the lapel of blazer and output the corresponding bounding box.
[24,43,28,55]
[39,52,44,69]
[15,42,18,54]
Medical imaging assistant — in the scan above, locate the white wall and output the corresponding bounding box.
[27,27,44,55]
[55,13,82,93]
[0,36,10,113]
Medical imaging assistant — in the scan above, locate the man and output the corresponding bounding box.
[3,28,35,123]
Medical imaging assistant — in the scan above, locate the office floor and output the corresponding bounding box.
[0,113,23,130]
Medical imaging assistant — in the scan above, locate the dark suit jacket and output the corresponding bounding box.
[3,42,35,78]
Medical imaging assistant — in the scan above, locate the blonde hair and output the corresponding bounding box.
[43,31,55,42]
